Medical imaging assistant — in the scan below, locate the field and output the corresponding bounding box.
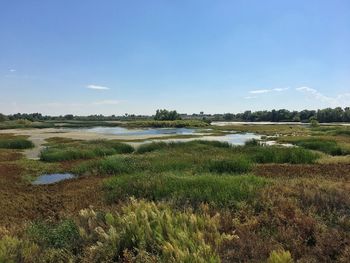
[0,122,349,262]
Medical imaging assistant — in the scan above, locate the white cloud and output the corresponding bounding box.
[249,89,270,94]
[244,96,257,99]
[92,100,120,105]
[296,86,350,106]
[86,84,110,90]
[249,87,289,94]
[273,87,289,92]
[9,69,16,72]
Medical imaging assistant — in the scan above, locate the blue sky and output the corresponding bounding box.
[0,0,349,115]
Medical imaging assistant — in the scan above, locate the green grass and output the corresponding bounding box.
[0,138,34,149]
[76,141,320,176]
[207,156,253,173]
[292,138,348,155]
[40,140,134,162]
[248,146,320,164]
[104,173,268,208]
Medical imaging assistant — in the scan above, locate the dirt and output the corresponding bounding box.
[0,160,107,236]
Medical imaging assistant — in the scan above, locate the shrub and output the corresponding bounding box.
[207,156,252,174]
[77,199,236,262]
[104,173,268,208]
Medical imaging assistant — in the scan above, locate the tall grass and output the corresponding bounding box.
[104,173,268,208]
[40,140,134,162]
[292,138,347,155]
[247,146,319,164]
[0,138,34,149]
[207,156,253,174]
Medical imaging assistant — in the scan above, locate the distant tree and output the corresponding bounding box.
[223,113,235,121]
[64,114,74,120]
[0,113,7,122]
[154,109,181,121]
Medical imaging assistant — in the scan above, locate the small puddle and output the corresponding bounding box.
[32,173,75,185]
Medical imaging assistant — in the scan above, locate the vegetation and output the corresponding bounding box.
[0,135,34,149]
[0,200,235,262]
[40,139,134,162]
[104,174,267,208]
[154,109,181,120]
[0,121,349,262]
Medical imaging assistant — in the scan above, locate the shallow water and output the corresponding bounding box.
[32,173,75,185]
[81,126,196,136]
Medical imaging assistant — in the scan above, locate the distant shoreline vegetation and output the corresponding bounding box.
[0,107,350,124]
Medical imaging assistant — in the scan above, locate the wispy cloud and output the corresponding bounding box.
[249,89,270,94]
[296,86,350,106]
[86,84,110,90]
[9,69,16,72]
[249,87,289,94]
[92,100,120,105]
[244,96,257,99]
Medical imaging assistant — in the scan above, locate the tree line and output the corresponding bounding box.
[1,107,350,123]
[222,107,350,123]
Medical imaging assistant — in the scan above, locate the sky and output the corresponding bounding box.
[0,0,349,116]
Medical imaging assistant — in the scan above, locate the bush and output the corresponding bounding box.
[207,156,252,174]
[104,173,268,208]
[78,199,235,262]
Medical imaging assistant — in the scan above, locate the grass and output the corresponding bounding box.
[278,137,349,156]
[0,135,34,149]
[104,173,268,208]
[75,141,320,176]
[40,140,134,162]
[207,157,253,173]
[294,139,348,155]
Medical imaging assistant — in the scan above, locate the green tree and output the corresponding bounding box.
[154,109,181,121]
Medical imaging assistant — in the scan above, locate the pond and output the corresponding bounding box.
[32,173,75,185]
[81,126,196,136]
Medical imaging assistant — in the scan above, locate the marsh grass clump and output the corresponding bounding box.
[207,156,253,174]
[40,140,134,162]
[249,146,319,164]
[104,173,268,208]
[136,141,168,153]
[0,138,34,149]
[292,138,347,155]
